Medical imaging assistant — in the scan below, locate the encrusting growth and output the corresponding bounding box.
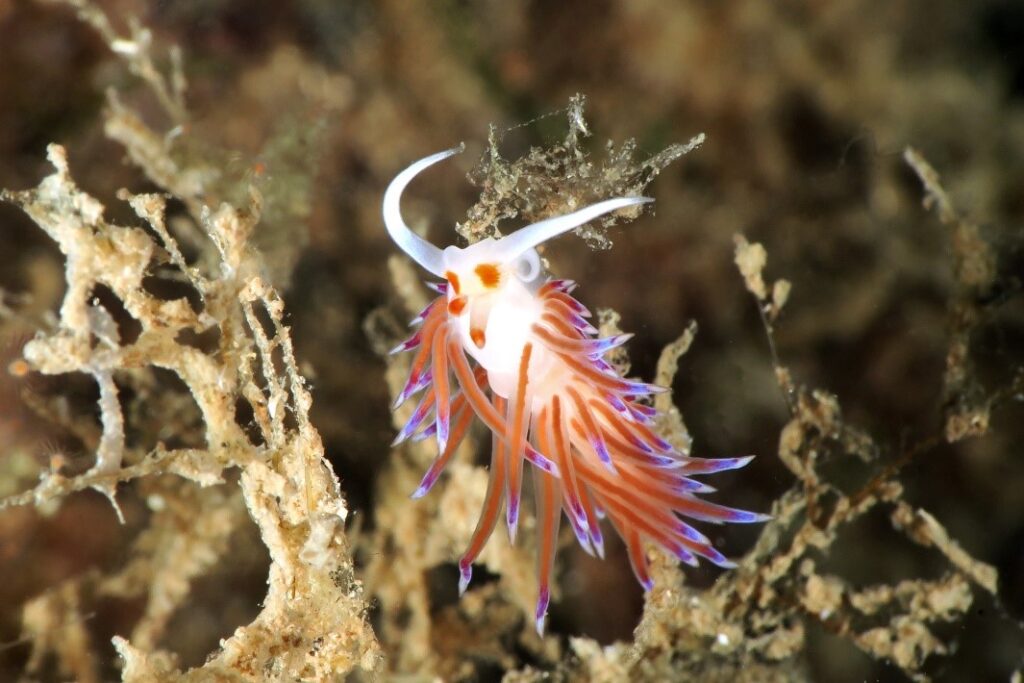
[384,147,767,635]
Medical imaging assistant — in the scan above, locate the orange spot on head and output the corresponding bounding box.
[470,327,486,348]
[474,263,501,289]
[445,271,461,295]
[448,296,467,315]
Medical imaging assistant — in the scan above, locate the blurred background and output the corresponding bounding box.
[1,1,1023,680]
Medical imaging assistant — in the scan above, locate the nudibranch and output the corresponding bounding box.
[385,147,766,635]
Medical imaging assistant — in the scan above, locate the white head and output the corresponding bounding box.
[383,145,652,292]
[383,147,652,394]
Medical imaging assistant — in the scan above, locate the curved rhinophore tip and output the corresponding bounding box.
[383,145,465,276]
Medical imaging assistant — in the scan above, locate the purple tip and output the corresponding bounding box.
[393,399,433,445]
[548,279,572,292]
[535,587,551,636]
[675,521,711,546]
[606,393,630,415]
[590,525,605,559]
[605,333,633,352]
[571,315,598,334]
[672,476,714,493]
[648,456,685,470]
[626,382,669,397]
[458,561,472,596]
[640,576,654,592]
[525,446,560,477]
[568,514,595,556]
[389,333,420,355]
[728,510,772,524]
[507,498,520,544]
[703,548,738,569]
[685,455,756,474]
[560,300,590,319]
[630,402,657,418]
[392,370,432,410]
[411,469,440,499]
[410,422,437,442]
[565,499,595,553]
[425,280,448,294]
[627,433,654,454]
[593,440,617,474]
[675,546,699,567]
[549,279,578,294]
[435,414,450,455]
[409,298,441,325]
[650,435,675,453]
[570,500,588,528]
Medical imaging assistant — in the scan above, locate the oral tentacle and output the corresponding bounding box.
[382,146,463,276]
[494,196,654,265]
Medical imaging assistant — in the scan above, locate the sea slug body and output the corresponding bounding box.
[384,147,767,635]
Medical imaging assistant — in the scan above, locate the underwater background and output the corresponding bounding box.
[1,1,1023,681]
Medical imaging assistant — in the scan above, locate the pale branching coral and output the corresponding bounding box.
[2,144,380,680]
[0,2,378,680]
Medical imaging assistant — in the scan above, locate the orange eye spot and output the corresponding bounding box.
[445,271,461,295]
[474,263,501,289]
[470,327,486,348]
[448,296,467,315]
